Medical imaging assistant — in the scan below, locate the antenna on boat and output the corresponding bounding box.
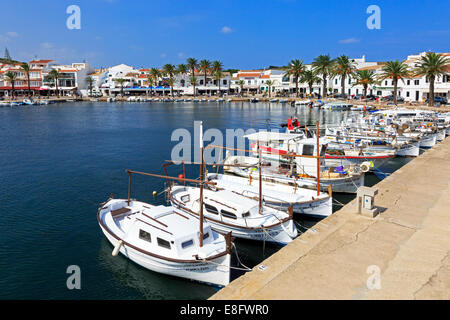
[199,121,205,247]
[316,120,321,197]
[258,140,263,215]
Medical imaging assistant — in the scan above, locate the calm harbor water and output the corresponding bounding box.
[0,101,412,299]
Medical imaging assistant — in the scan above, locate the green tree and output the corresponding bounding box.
[413,52,450,106]
[199,59,211,87]
[300,70,321,96]
[312,54,335,98]
[189,76,197,96]
[334,55,356,98]
[378,60,410,105]
[114,78,126,96]
[352,69,377,98]
[187,58,198,96]
[147,76,154,96]
[48,69,60,98]
[214,70,223,96]
[5,71,17,99]
[85,76,94,96]
[21,63,32,97]
[177,64,188,88]
[285,59,305,97]
[265,80,275,98]
[237,80,245,96]
[162,64,177,96]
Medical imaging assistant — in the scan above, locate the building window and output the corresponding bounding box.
[223,80,227,85]
[335,79,338,85]
[406,91,410,97]
[414,80,420,85]
[139,230,151,242]
[407,80,410,85]
[157,237,171,249]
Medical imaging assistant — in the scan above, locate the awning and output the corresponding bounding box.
[422,88,449,93]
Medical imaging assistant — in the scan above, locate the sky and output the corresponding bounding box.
[0,0,449,69]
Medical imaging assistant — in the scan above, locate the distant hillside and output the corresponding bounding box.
[0,58,23,65]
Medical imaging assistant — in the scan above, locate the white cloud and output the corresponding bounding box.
[178,52,184,58]
[339,38,360,44]
[221,26,233,34]
[41,42,54,49]
[6,32,19,38]
[160,53,167,58]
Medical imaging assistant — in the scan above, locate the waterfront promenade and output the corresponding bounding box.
[211,137,450,300]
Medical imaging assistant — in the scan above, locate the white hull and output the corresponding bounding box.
[196,217,297,245]
[396,141,420,157]
[420,134,437,148]
[265,196,332,219]
[226,167,365,194]
[324,155,391,169]
[100,225,231,287]
[436,130,446,142]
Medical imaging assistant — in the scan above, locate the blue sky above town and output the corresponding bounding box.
[1,0,449,69]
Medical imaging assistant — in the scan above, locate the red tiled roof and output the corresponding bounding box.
[260,74,271,79]
[238,73,261,78]
[29,59,54,64]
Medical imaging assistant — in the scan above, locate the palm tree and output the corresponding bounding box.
[114,78,126,96]
[85,76,94,96]
[378,60,410,105]
[334,55,356,98]
[48,69,60,98]
[21,63,31,97]
[300,70,321,96]
[150,67,160,86]
[162,64,177,96]
[237,80,245,96]
[189,76,197,96]
[214,70,223,96]
[186,58,198,96]
[211,60,223,74]
[312,54,335,98]
[177,64,188,87]
[413,52,450,106]
[5,71,17,100]
[147,76,154,96]
[285,59,305,97]
[352,69,377,98]
[199,59,211,87]
[265,80,275,98]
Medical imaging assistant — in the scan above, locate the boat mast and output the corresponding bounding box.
[258,140,262,214]
[316,120,320,197]
[199,121,204,247]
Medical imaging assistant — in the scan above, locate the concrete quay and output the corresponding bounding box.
[211,137,450,300]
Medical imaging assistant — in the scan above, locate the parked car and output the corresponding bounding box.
[426,96,448,105]
[382,95,404,103]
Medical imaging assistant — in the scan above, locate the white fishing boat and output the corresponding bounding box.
[419,133,437,148]
[224,155,365,194]
[207,173,332,219]
[98,196,231,287]
[226,131,365,194]
[23,99,35,105]
[269,99,278,103]
[170,185,297,245]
